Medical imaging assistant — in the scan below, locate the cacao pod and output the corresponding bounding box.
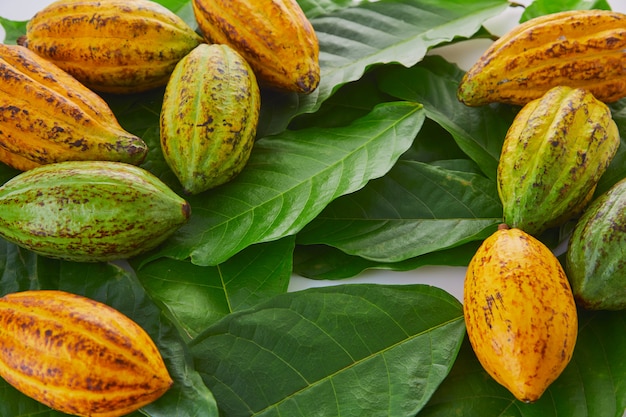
[0,290,172,417]
[192,0,320,94]
[0,44,148,170]
[458,10,626,106]
[566,177,626,310]
[0,161,190,262]
[160,43,260,194]
[497,86,619,236]
[19,0,203,94]
[464,225,578,403]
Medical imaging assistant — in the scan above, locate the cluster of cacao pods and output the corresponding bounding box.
[14,0,320,195]
[458,9,626,403]
[0,0,322,414]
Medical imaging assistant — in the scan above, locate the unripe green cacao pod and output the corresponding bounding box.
[0,161,190,262]
[160,43,260,194]
[566,177,626,310]
[497,86,620,236]
[0,290,172,417]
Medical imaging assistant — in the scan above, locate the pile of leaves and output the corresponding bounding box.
[0,0,625,416]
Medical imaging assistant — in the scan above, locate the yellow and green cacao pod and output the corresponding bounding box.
[160,43,260,194]
[0,44,147,170]
[464,225,578,403]
[566,177,626,310]
[0,161,190,262]
[497,86,620,236]
[19,0,203,94]
[192,0,320,94]
[0,290,172,417]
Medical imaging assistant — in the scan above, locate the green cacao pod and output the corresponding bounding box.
[0,290,172,417]
[497,85,619,236]
[19,0,203,94]
[160,43,260,194]
[0,161,190,262]
[566,177,626,310]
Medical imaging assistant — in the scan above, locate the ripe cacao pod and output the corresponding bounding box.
[192,0,320,94]
[0,161,190,262]
[0,290,172,417]
[19,0,203,94]
[566,177,626,310]
[458,10,626,106]
[160,43,260,194]
[0,44,148,171]
[497,86,619,236]
[464,225,578,403]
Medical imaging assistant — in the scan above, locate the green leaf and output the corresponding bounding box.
[135,237,295,339]
[265,0,510,133]
[297,0,360,19]
[378,55,516,180]
[0,17,27,44]
[297,159,502,262]
[293,241,479,280]
[0,240,218,417]
[421,309,626,417]
[140,101,425,266]
[190,284,466,417]
[520,0,612,23]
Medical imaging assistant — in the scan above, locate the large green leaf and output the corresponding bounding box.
[264,0,510,133]
[296,159,502,262]
[378,55,516,180]
[421,309,626,417]
[135,237,295,339]
[520,0,611,22]
[0,240,217,417]
[140,101,425,266]
[190,284,466,417]
[293,240,480,280]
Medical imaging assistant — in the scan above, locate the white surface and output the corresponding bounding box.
[1,1,626,303]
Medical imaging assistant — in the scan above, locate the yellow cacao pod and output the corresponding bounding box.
[192,0,320,94]
[0,290,173,417]
[160,43,260,194]
[497,86,620,236]
[458,10,626,106]
[463,225,578,403]
[19,0,203,94]
[0,44,147,170]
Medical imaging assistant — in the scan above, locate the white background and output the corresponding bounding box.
[0,1,625,302]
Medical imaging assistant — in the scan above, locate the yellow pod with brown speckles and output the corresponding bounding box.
[0,44,148,171]
[458,10,626,106]
[0,290,173,417]
[192,0,320,94]
[19,0,203,94]
[160,43,260,194]
[497,85,620,236]
[463,225,578,403]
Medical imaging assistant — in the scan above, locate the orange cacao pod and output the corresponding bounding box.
[0,290,173,417]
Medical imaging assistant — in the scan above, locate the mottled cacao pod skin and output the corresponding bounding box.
[20,0,203,94]
[0,161,190,262]
[458,10,626,106]
[497,86,619,236]
[0,290,172,417]
[0,44,147,170]
[160,43,260,194]
[464,225,578,403]
[567,178,626,310]
[192,0,320,94]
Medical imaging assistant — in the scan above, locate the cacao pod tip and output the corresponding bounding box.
[16,35,27,47]
[497,223,510,231]
[182,201,192,219]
